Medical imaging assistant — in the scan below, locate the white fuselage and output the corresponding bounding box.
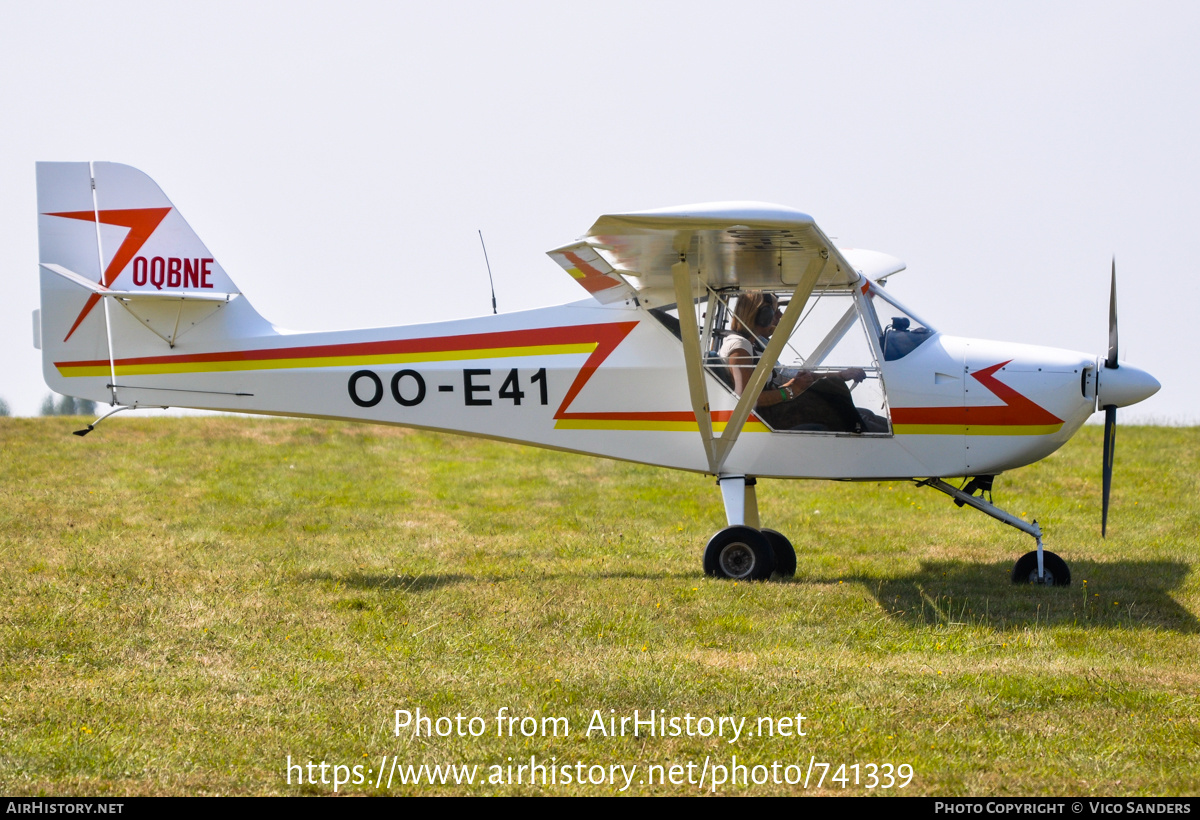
[46,292,1102,480]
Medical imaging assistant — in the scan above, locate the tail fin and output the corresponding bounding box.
[36,162,272,406]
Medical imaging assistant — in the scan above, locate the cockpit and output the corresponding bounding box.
[649,281,934,434]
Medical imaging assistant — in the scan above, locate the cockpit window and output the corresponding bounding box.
[698,288,892,434]
[863,285,934,361]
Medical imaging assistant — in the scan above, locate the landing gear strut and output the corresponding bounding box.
[920,477,1071,586]
[704,476,796,580]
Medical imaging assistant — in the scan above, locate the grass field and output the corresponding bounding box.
[1,416,1197,796]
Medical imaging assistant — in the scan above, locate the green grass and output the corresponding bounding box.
[1,417,1197,795]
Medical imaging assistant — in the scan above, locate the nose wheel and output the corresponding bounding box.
[920,477,1072,587]
[1012,549,1071,586]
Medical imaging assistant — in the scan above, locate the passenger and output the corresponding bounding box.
[718,291,889,433]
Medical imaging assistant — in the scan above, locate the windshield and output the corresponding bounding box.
[861,283,935,361]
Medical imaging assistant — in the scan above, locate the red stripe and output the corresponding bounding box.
[559,410,761,423]
[59,321,641,425]
[58,324,637,370]
[891,361,1062,426]
[552,324,636,418]
[58,318,773,430]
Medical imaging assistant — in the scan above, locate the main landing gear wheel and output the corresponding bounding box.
[760,529,796,577]
[1011,550,1071,586]
[704,526,775,581]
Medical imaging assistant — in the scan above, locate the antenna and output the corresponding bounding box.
[478,230,498,315]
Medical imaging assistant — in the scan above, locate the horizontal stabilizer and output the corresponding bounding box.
[41,262,238,347]
[41,263,237,302]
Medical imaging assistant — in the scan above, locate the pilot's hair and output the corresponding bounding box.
[732,291,778,335]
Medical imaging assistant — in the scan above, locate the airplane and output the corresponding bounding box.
[32,162,1161,586]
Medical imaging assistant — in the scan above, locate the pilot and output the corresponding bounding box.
[718,291,889,433]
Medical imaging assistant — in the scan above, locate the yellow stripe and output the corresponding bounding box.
[58,343,596,378]
[57,364,116,378]
[555,419,772,433]
[893,423,1063,436]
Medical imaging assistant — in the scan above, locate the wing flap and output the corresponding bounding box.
[546,241,637,304]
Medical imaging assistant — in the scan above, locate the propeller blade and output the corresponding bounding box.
[1101,404,1116,537]
[1106,257,1119,369]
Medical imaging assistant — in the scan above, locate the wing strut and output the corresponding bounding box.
[670,249,834,474]
[672,255,718,473]
[710,252,832,472]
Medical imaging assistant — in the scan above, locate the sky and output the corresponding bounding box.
[2,1,1196,424]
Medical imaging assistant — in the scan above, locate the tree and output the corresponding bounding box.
[40,393,97,416]
[0,397,10,417]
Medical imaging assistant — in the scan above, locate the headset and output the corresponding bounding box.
[755,292,779,328]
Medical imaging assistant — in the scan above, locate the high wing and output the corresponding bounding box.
[544,241,637,305]
[579,201,858,295]
[840,248,906,282]
[548,202,862,475]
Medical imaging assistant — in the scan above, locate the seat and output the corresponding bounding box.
[704,351,736,392]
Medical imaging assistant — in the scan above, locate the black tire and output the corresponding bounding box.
[1011,549,1071,586]
[761,529,796,577]
[703,526,775,581]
